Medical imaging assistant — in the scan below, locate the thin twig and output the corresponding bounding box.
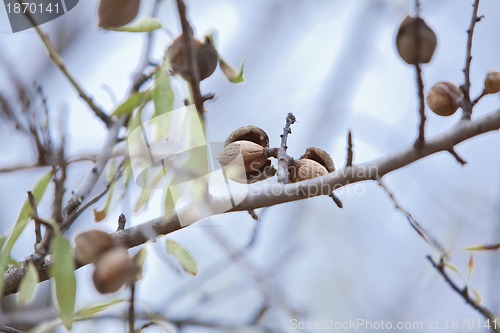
[472,90,487,107]
[0,325,25,333]
[128,282,136,333]
[346,129,354,167]
[329,193,343,208]
[61,161,124,232]
[414,0,426,149]
[117,214,127,231]
[247,209,258,221]
[378,178,445,255]
[427,256,500,333]
[461,0,482,120]
[27,191,42,246]
[277,113,296,183]
[31,25,111,127]
[175,0,205,122]
[448,148,467,165]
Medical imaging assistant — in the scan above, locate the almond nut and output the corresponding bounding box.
[93,248,138,294]
[75,230,115,264]
[290,158,328,183]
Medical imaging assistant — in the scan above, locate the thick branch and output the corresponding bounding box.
[2,108,500,297]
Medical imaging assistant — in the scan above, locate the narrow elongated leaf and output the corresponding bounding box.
[464,243,500,251]
[472,288,482,305]
[112,91,151,117]
[93,162,118,222]
[74,299,126,320]
[153,66,174,117]
[133,248,148,280]
[0,171,52,296]
[29,319,61,333]
[444,262,460,274]
[164,189,175,219]
[109,17,162,33]
[467,255,475,278]
[166,239,198,276]
[51,236,76,330]
[219,58,245,83]
[133,170,166,213]
[18,262,39,304]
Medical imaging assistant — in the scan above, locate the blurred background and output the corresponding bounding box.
[0,0,499,332]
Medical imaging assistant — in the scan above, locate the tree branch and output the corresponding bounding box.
[2,108,500,297]
[461,0,482,120]
[175,0,205,123]
[414,0,427,149]
[427,256,500,333]
[32,25,112,127]
[277,112,296,183]
[377,178,445,254]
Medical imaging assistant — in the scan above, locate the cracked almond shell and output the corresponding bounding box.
[224,126,269,148]
[290,158,329,183]
[218,140,268,173]
[300,147,335,173]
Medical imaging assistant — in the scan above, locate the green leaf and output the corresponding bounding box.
[133,248,148,280]
[74,299,126,320]
[164,189,175,219]
[18,262,39,305]
[166,239,198,276]
[472,288,482,305]
[153,66,174,117]
[444,262,460,274]
[93,162,118,222]
[112,91,151,117]
[0,170,52,296]
[108,17,162,33]
[219,58,245,83]
[50,236,76,330]
[29,319,61,333]
[133,169,167,213]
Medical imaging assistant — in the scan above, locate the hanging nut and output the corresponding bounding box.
[75,230,115,264]
[396,16,437,65]
[166,36,219,81]
[289,147,335,183]
[218,126,275,183]
[427,82,463,116]
[484,71,500,94]
[97,0,140,28]
[93,248,138,294]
